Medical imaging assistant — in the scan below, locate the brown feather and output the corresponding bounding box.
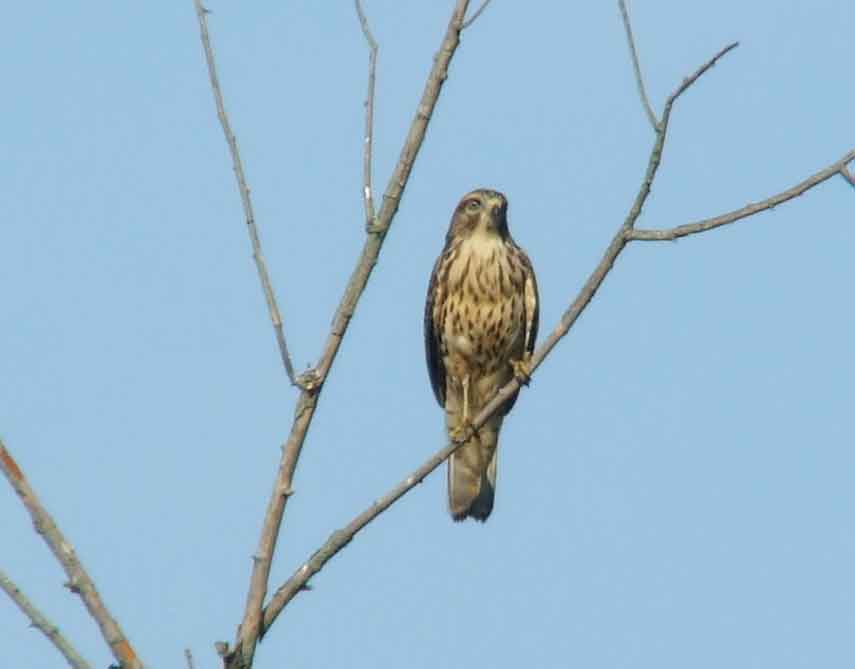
[424,189,539,521]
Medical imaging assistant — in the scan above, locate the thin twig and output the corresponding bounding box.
[619,0,658,130]
[669,42,739,102]
[628,150,855,240]
[841,164,855,189]
[462,0,493,29]
[222,3,472,668]
[355,0,379,229]
[0,568,91,669]
[621,41,738,237]
[193,0,298,386]
[185,648,196,669]
[0,441,143,669]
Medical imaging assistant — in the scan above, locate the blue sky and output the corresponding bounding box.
[2,2,853,667]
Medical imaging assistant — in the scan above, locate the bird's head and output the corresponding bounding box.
[447,188,509,242]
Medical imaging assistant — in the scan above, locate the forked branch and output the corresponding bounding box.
[0,441,143,669]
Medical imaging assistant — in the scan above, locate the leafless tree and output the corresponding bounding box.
[2,2,852,668]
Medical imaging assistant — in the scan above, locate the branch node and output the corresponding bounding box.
[366,218,387,234]
[295,368,321,392]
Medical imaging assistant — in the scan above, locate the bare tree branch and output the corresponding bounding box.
[185,648,196,669]
[462,0,493,29]
[192,0,298,386]
[0,568,91,669]
[619,0,658,130]
[0,441,143,669]
[629,150,855,241]
[841,164,855,189]
[355,0,379,229]
[619,41,738,238]
[257,40,855,617]
[220,3,472,667]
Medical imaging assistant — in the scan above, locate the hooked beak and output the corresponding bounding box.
[488,199,508,229]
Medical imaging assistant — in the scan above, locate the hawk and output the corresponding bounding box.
[424,189,539,522]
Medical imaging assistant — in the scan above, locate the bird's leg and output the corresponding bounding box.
[510,352,533,386]
[449,375,477,442]
[462,374,470,423]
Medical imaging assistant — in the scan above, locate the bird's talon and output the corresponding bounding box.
[510,357,532,386]
[450,418,478,443]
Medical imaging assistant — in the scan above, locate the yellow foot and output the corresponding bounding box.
[450,418,478,443]
[510,355,533,386]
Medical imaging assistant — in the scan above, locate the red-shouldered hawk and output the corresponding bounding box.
[424,189,539,522]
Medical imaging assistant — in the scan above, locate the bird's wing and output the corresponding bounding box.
[424,251,447,407]
[521,248,540,357]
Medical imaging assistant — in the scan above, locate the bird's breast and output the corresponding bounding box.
[437,236,527,373]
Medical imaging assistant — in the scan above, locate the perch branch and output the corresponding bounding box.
[841,164,855,189]
[0,568,91,669]
[193,0,298,386]
[222,3,472,667]
[619,0,658,130]
[355,0,379,229]
[462,0,493,29]
[0,441,143,669]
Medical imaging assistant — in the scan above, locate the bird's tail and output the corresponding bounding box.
[446,413,502,522]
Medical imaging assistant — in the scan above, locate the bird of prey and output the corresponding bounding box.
[424,189,539,522]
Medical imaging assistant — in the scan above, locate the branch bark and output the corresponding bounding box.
[0,568,91,669]
[215,3,472,667]
[193,0,298,386]
[0,441,143,669]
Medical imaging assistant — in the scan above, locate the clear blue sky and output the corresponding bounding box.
[2,2,853,667]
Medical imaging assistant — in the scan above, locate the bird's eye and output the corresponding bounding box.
[465,200,481,212]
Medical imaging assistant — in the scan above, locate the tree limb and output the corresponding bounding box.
[220,3,472,667]
[355,0,379,229]
[628,150,855,241]
[0,441,143,669]
[0,568,91,669]
[192,0,298,386]
[619,0,658,130]
[841,164,855,189]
